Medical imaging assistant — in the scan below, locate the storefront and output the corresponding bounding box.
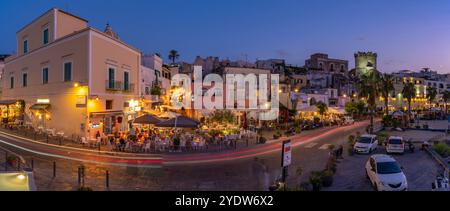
[28,103,51,128]
[89,111,124,136]
[0,100,25,125]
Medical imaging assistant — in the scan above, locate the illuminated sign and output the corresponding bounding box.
[37,99,50,104]
[76,95,87,108]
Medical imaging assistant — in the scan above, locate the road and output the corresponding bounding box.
[0,120,373,190]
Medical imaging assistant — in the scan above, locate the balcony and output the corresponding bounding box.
[106,80,122,91]
[106,80,135,92]
[123,83,135,92]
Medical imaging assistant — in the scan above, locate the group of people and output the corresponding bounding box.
[92,127,254,153]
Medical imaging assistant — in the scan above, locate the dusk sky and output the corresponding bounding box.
[1,0,450,73]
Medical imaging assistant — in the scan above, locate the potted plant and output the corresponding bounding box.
[326,157,337,173]
[309,171,323,191]
[321,170,334,187]
[273,131,281,139]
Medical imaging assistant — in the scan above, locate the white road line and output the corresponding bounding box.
[0,139,161,168]
[304,143,318,148]
[319,144,331,150]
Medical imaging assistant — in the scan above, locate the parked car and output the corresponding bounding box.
[365,154,408,191]
[343,116,355,125]
[386,136,405,154]
[353,134,378,154]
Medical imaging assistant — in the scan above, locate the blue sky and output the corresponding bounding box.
[1,0,450,73]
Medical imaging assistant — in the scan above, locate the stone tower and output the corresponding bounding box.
[354,51,377,76]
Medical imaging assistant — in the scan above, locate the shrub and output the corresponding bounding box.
[321,170,334,187]
[433,143,450,157]
[309,171,323,192]
[348,135,356,146]
[77,186,93,191]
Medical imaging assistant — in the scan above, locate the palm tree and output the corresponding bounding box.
[168,50,180,65]
[357,70,381,133]
[402,82,415,117]
[426,86,438,109]
[379,73,395,115]
[315,101,328,119]
[442,90,450,115]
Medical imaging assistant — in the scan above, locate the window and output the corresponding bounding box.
[22,73,28,87]
[124,71,129,90]
[43,28,49,45]
[23,39,28,54]
[145,87,150,95]
[63,62,72,82]
[340,65,345,71]
[330,64,335,71]
[108,68,115,89]
[10,77,14,89]
[42,67,49,84]
[106,100,113,110]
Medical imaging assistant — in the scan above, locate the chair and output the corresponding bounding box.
[143,143,151,153]
[81,137,88,146]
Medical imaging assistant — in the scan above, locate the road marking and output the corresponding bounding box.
[0,139,162,168]
[319,144,331,150]
[304,143,318,148]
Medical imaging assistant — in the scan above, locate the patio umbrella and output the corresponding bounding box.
[156,116,200,128]
[159,111,181,119]
[133,114,162,124]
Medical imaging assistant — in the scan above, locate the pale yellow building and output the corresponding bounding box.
[2,8,141,138]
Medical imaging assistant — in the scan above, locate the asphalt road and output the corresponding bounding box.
[0,120,373,190]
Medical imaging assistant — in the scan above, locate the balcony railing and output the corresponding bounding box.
[106,80,122,91]
[106,80,135,92]
[123,83,135,92]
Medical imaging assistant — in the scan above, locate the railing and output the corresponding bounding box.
[123,83,135,92]
[105,80,122,91]
[106,80,135,92]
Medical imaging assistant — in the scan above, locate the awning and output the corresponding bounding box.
[29,104,50,111]
[90,110,123,118]
[156,116,200,128]
[0,100,20,106]
[133,114,162,124]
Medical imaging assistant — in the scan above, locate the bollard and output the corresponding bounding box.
[17,160,21,171]
[4,152,7,171]
[106,170,110,190]
[53,161,56,178]
[78,167,81,186]
[31,158,34,170]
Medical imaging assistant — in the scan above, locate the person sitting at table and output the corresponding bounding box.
[95,131,101,139]
[119,135,126,152]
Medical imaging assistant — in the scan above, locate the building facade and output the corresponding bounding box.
[2,8,141,138]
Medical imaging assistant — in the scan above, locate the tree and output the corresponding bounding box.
[357,70,381,133]
[210,110,236,125]
[442,90,450,115]
[345,101,366,119]
[402,82,415,117]
[379,74,395,115]
[315,101,328,119]
[426,86,438,109]
[168,50,180,65]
